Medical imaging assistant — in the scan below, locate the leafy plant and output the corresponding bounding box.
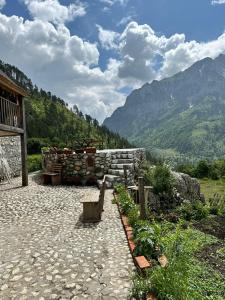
[127,206,139,227]
[208,193,225,215]
[176,201,209,221]
[27,154,42,172]
[133,222,163,259]
[116,184,137,216]
[144,164,175,196]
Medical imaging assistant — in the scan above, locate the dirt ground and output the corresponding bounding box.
[194,216,225,278]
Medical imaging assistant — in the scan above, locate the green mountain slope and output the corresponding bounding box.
[0,60,132,152]
[104,54,225,161]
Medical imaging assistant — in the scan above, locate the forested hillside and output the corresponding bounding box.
[0,60,132,153]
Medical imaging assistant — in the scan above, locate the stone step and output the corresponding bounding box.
[97,179,114,189]
[111,159,133,164]
[110,163,133,170]
[111,153,133,159]
[108,169,124,176]
[105,174,121,182]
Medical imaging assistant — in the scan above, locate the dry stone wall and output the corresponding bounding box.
[43,148,146,186]
[0,136,21,177]
[43,151,111,185]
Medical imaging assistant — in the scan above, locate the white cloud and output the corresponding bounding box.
[0,12,127,122]
[1,8,225,123]
[97,25,120,50]
[103,21,225,83]
[100,0,129,7]
[0,0,5,10]
[116,22,185,81]
[23,0,86,24]
[118,15,134,26]
[211,0,225,4]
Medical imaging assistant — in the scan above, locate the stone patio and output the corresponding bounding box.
[0,173,135,300]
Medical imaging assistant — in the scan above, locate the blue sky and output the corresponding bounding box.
[0,0,225,121]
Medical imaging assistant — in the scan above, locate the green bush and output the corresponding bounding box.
[27,138,50,155]
[176,158,225,180]
[133,222,163,260]
[176,201,209,221]
[116,185,137,215]
[208,193,225,216]
[176,163,196,177]
[127,206,139,227]
[145,164,175,196]
[27,154,42,172]
[195,160,211,178]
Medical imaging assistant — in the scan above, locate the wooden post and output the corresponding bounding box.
[123,165,128,187]
[20,96,28,186]
[138,177,146,220]
[144,186,151,218]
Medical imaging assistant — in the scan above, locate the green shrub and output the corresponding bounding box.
[127,206,139,227]
[195,160,210,178]
[176,163,196,177]
[27,138,49,154]
[114,184,125,194]
[27,154,42,172]
[208,193,225,216]
[116,185,137,216]
[176,201,209,221]
[145,164,175,196]
[134,222,163,259]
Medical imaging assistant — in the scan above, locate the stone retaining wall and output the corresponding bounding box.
[0,136,21,177]
[43,151,111,185]
[43,148,145,185]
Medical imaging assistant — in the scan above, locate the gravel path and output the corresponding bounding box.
[0,173,134,300]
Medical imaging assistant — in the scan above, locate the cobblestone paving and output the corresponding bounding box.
[0,174,135,300]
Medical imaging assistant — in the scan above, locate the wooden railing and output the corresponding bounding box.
[0,96,21,128]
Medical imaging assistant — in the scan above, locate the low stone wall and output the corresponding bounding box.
[43,148,146,185]
[0,136,21,177]
[43,151,111,185]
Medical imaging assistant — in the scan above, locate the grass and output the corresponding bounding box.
[132,224,225,300]
[199,178,225,200]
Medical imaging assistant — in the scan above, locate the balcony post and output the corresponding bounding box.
[20,96,28,186]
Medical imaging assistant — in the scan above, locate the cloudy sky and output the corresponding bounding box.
[0,0,225,122]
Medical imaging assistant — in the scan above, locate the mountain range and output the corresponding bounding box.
[104,54,225,161]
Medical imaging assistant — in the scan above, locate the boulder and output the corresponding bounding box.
[147,171,204,212]
[172,172,204,203]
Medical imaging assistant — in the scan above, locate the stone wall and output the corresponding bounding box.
[43,151,111,185]
[0,136,21,177]
[43,148,146,186]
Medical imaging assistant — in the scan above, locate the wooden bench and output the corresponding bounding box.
[43,163,62,185]
[81,176,106,223]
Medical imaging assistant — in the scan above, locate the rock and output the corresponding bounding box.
[172,172,204,202]
[147,171,204,212]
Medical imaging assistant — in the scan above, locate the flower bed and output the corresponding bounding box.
[114,184,225,300]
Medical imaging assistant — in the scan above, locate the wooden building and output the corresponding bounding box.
[0,70,28,186]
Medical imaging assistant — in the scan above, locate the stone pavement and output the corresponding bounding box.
[0,174,135,300]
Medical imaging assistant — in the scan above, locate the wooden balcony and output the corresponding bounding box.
[0,96,24,136]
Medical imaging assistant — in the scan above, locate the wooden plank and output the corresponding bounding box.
[0,123,24,135]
